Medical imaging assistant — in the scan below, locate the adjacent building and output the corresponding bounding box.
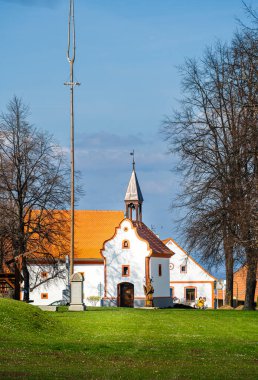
[163,238,216,308]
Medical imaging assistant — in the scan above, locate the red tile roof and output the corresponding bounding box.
[132,221,172,257]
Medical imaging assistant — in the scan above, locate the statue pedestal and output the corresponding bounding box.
[145,299,154,307]
[69,304,85,311]
[68,272,86,312]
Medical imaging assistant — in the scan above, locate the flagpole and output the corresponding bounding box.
[64,0,80,277]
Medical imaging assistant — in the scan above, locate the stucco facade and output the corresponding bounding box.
[164,238,216,308]
[102,219,172,307]
[29,263,67,306]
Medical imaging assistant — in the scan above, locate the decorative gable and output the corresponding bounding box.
[163,237,216,281]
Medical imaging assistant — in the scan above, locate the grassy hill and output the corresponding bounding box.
[0,298,58,335]
[0,300,257,379]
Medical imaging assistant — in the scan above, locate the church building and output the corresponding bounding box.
[29,163,173,308]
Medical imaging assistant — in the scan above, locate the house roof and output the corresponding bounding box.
[162,238,173,245]
[133,221,172,257]
[26,210,172,261]
[162,237,217,280]
[124,169,144,202]
[74,210,124,259]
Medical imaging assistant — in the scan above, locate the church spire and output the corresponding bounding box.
[124,152,143,222]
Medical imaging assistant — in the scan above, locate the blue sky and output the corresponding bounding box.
[0,0,254,274]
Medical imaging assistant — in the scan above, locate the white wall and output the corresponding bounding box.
[74,264,104,306]
[102,219,148,299]
[171,282,214,308]
[166,239,216,308]
[150,257,170,297]
[29,264,67,305]
[29,263,104,307]
[167,240,215,282]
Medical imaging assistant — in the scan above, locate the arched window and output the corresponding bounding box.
[122,240,130,249]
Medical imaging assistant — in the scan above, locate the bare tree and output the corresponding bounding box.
[163,13,257,309]
[0,97,71,302]
[231,22,258,309]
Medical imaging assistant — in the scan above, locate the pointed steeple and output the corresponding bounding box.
[125,169,144,203]
[124,152,143,221]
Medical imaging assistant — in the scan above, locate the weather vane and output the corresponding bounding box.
[64,0,80,276]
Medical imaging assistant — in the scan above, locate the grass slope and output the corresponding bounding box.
[0,298,58,334]
[0,300,257,379]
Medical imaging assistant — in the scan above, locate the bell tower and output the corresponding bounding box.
[124,152,144,222]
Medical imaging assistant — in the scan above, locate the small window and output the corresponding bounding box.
[158,264,162,276]
[124,227,128,232]
[170,287,174,298]
[122,265,130,277]
[180,264,187,273]
[122,240,130,249]
[185,288,196,302]
[41,271,48,279]
[41,293,48,300]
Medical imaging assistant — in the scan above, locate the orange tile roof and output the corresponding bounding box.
[74,210,124,259]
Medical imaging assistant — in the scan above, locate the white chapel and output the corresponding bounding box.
[28,163,216,308]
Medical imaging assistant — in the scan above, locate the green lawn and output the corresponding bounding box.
[0,299,257,379]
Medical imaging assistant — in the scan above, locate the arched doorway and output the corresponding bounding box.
[117,282,134,308]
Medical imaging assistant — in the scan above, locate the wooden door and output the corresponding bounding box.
[118,283,134,308]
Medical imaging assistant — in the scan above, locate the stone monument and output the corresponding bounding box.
[68,272,86,311]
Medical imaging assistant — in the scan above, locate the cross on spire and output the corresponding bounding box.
[130,150,135,171]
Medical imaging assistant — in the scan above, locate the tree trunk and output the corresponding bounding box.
[0,239,3,272]
[223,231,234,306]
[22,256,30,302]
[244,249,257,310]
[14,262,21,300]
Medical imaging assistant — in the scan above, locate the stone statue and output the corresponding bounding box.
[143,278,154,307]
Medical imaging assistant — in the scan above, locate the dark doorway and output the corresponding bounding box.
[117,282,134,308]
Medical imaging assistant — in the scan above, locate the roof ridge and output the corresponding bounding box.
[132,221,172,255]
